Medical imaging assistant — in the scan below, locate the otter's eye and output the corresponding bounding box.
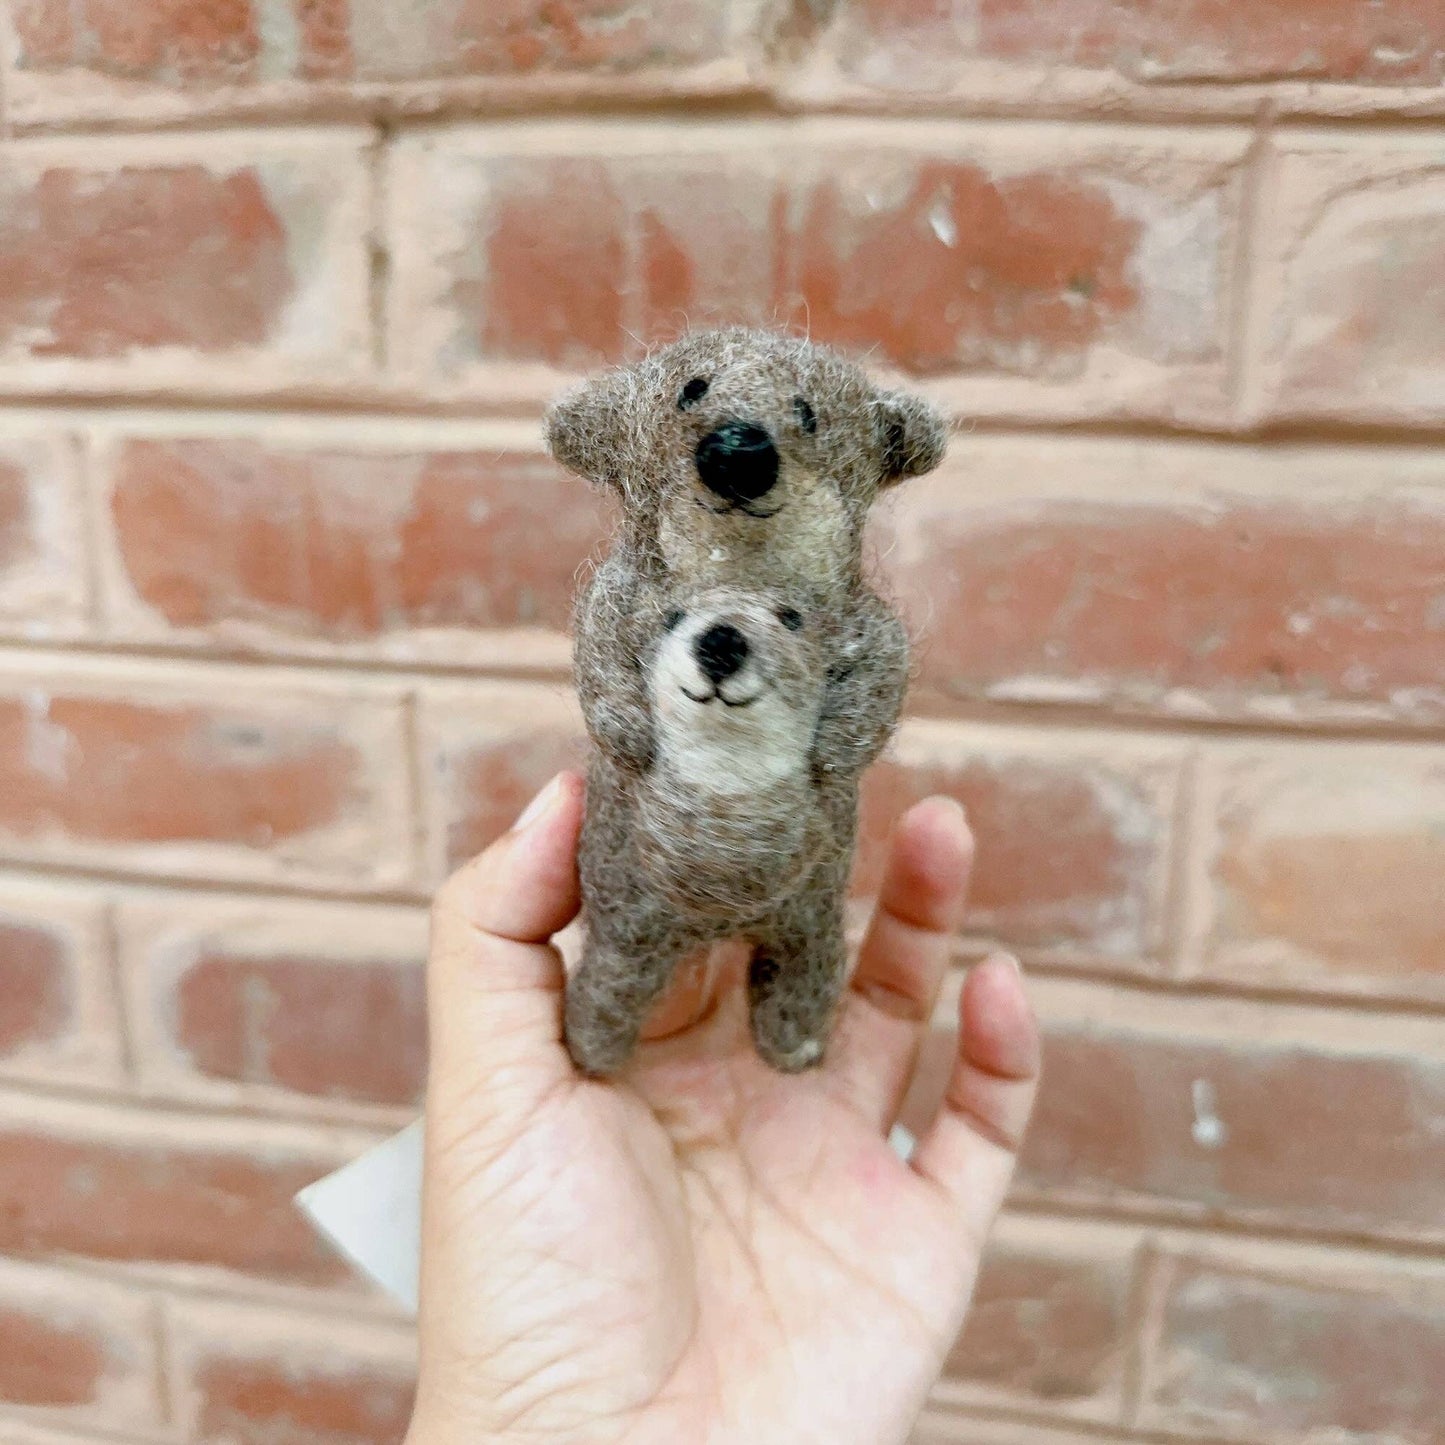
[663,607,685,632]
[793,397,817,434]
[678,377,709,410]
[777,607,804,632]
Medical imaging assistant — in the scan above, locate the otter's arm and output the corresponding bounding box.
[574,556,655,774]
[810,593,909,781]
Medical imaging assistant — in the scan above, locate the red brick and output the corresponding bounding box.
[796,160,1145,377]
[419,683,585,877]
[388,126,1241,423]
[1016,982,1445,1245]
[1142,1252,1445,1443]
[877,438,1445,726]
[168,1298,415,1445]
[10,0,265,85]
[7,0,738,124]
[0,432,88,638]
[0,923,68,1060]
[98,433,609,661]
[0,1258,158,1428]
[0,886,119,1089]
[913,1422,1107,1445]
[0,697,343,841]
[857,722,1179,966]
[1196,749,1445,1005]
[0,137,368,392]
[828,0,1445,91]
[936,1220,1137,1420]
[3,170,280,358]
[179,952,424,1108]
[1258,138,1445,427]
[0,665,412,889]
[119,895,429,1112]
[6,1423,140,1445]
[0,1096,360,1286]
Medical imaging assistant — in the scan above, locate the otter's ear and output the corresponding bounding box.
[545,370,635,491]
[872,390,947,486]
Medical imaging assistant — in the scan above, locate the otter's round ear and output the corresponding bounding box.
[545,371,633,491]
[872,390,947,486]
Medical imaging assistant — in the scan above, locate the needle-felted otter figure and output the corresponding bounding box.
[547,328,946,1076]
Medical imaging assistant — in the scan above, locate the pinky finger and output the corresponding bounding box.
[909,954,1041,1241]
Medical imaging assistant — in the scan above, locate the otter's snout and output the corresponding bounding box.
[696,422,779,506]
[695,623,749,683]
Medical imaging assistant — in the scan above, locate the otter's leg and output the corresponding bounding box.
[748,885,848,1073]
[566,763,688,1077]
[565,915,691,1077]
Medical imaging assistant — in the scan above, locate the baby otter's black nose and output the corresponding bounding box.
[695,623,749,684]
[695,423,779,506]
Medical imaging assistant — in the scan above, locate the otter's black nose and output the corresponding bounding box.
[695,623,749,684]
[695,422,779,506]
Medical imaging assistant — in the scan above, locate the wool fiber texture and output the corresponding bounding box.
[548,328,946,1075]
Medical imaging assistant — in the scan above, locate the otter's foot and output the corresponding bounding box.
[564,934,679,1077]
[747,937,846,1074]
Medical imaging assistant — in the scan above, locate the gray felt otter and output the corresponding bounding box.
[546,328,947,1076]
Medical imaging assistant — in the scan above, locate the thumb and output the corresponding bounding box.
[425,771,584,1147]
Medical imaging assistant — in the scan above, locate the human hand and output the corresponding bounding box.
[407,772,1040,1445]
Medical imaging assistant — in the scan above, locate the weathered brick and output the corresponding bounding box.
[118,893,428,1114]
[935,1217,1138,1421]
[0,1257,159,1430]
[0,661,413,890]
[1142,1251,1445,1443]
[5,0,747,127]
[875,436,1445,727]
[913,1421,1111,1445]
[0,432,88,640]
[5,1422,140,1445]
[857,721,1180,967]
[419,683,585,878]
[1015,980,1445,1246]
[0,1093,365,1287]
[802,0,1445,110]
[1256,136,1445,427]
[388,124,1244,425]
[167,1297,416,1445]
[0,136,369,396]
[1193,747,1445,1005]
[94,428,608,668]
[0,883,120,1090]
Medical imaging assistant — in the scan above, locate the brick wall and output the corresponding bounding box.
[0,4,1441,1444]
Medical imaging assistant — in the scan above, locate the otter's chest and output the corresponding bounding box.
[638,765,818,920]
[640,696,820,917]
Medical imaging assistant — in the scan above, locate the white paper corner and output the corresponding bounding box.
[295,1118,425,1316]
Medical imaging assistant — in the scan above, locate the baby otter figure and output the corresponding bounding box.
[548,329,946,1075]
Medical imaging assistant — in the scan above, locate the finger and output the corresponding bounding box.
[829,797,973,1128]
[640,939,748,1042]
[909,953,1041,1245]
[425,771,585,1132]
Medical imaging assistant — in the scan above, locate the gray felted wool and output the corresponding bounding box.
[546,328,947,1076]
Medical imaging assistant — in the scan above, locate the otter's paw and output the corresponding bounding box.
[774,1037,825,1072]
[752,1028,827,1074]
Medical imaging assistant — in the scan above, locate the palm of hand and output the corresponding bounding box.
[411,776,1038,1445]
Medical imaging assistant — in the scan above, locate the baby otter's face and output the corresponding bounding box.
[647,588,823,797]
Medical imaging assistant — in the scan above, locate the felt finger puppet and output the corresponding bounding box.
[547,329,946,1076]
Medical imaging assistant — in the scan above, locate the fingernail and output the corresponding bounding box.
[514,773,562,833]
[920,793,966,822]
[998,953,1022,977]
